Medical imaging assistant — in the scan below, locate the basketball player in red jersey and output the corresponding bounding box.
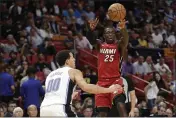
[89,18,129,117]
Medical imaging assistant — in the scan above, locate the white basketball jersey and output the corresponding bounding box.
[41,67,76,107]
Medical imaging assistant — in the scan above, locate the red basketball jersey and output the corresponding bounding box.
[98,43,121,80]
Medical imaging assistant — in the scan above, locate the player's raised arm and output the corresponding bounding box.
[118,19,129,57]
[88,18,102,45]
[69,69,123,94]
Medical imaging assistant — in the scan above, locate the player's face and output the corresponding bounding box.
[104,27,116,44]
[67,53,75,68]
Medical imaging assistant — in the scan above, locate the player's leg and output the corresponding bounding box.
[113,93,128,117]
[40,106,55,116]
[95,93,111,117]
[96,107,110,117]
[40,105,76,117]
[112,78,128,117]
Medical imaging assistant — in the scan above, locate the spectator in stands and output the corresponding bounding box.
[27,105,38,117]
[81,97,93,109]
[127,11,138,29]
[9,0,23,24]
[0,61,15,104]
[13,107,23,117]
[29,28,44,48]
[155,58,171,75]
[158,101,167,109]
[8,51,18,64]
[20,42,36,56]
[5,101,17,117]
[75,5,86,30]
[82,105,94,117]
[122,56,134,77]
[164,7,175,24]
[38,37,56,55]
[0,105,4,117]
[47,1,60,15]
[20,71,30,87]
[0,102,7,115]
[68,16,78,35]
[157,106,167,117]
[75,32,92,50]
[150,106,158,116]
[134,107,140,117]
[34,2,43,18]
[41,15,51,34]
[169,79,176,95]
[152,28,163,48]
[64,30,75,51]
[166,108,173,117]
[20,66,45,116]
[144,78,159,110]
[1,18,13,37]
[144,10,153,23]
[147,35,155,48]
[0,34,18,53]
[160,34,169,48]
[167,32,176,47]
[72,100,83,117]
[16,61,28,78]
[133,56,146,76]
[49,15,60,34]
[128,31,140,48]
[140,100,150,117]
[138,34,148,48]
[143,56,155,75]
[35,53,50,71]
[152,72,167,91]
[85,6,95,21]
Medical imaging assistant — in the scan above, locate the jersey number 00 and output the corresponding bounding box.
[46,78,61,93]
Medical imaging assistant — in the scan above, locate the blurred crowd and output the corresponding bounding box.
[0,0,175,117]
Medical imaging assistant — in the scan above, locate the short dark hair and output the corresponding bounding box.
[8,101,16,106]
[55,50,71,67]
[26,66,37,76]
[0,102,7,108]
[103,26,115,33]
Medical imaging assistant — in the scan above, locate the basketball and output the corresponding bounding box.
[107,3,126,22]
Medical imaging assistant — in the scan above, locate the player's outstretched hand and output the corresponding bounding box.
[117,19,126,30]
[88,18,99,31]
[108,84,123,94]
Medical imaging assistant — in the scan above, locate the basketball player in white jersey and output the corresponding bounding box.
[40,50,123,117]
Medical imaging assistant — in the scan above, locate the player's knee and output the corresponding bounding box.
[96,107,109,117]
[97,112,108,117]
[113,93,126,104]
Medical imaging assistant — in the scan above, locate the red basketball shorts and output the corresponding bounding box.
[95,78,123,108]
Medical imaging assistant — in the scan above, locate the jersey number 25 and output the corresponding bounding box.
[104,55,114,62]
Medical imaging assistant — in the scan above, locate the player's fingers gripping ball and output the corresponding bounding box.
[107,3,126,22]
[118,19,126,29]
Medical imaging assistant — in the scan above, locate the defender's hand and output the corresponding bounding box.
[109,84,123,94]
[88,18,99,30]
